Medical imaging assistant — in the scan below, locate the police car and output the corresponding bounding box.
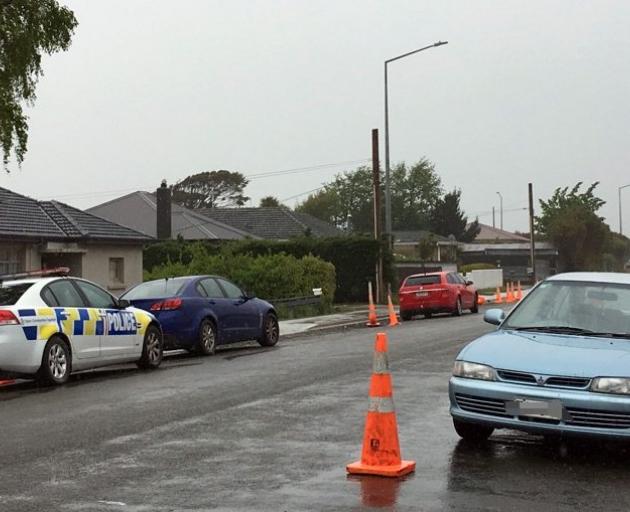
[0,269,163,385]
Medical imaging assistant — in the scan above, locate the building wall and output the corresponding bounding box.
[82,244,144,295]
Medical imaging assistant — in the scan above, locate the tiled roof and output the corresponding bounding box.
[198,207,344,239]
[87,192,255,240]
[0,187,151,242]
[393,230,450,243]
[473,223,529,242]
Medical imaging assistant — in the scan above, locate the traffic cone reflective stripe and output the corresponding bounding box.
[387,291,399,327]
[366,281,381,327]
[346,332,415,477]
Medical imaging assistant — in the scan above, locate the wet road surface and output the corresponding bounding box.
[1,309,630,511]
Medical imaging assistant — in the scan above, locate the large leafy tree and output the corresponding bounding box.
[0,0,78,169]
[172,170,250,209]
[430,189,480,242]
[536,182,608,271]
[296,159,444,232]
[390,158,442,230]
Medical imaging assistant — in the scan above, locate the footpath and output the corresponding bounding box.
[279,305,391,337]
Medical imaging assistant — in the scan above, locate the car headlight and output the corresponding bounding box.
[591,377,630,395]
[452,361,496,381]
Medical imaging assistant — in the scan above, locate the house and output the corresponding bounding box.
[198,206,344,240]
[393,230,458,262]
[460,223,558,282]
[0,187,151,294]
[87,184,255,241]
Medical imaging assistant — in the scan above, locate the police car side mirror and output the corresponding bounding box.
[117,298,131,309]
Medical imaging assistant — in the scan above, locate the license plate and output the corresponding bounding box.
[416,291,429,297]
[508,398,563,420]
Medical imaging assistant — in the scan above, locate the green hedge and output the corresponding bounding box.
[146,245,336,313]
[144,236,394,303]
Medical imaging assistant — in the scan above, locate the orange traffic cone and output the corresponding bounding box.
[495,286,503,304]
[347,332,415,477]
[366,281,381,327]
[387,290,399,327]
[506,282,515,303]
[477,294,486,305]
[516,281,523,301]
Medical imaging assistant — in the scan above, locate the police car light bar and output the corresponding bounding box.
[0,267,71,283]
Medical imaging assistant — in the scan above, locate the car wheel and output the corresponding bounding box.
[452,297,463,316]
[137,325,163,369]
[197,319,217,355]
[471,294,479,314]
[38,336,71,385]
[423,312,432,319]
[453,418,493,443]
[258,313,279,347]
[401,311,413,321]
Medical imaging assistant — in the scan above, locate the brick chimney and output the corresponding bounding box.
[156,180,172,239]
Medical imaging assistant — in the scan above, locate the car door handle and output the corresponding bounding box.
[207,300,216,305]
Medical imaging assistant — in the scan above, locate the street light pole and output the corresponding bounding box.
[619,184,630,235]
[496,191,503,230]
[384,40,448,243]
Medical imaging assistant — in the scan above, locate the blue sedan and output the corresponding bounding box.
[121,276,279,354]
[450,272,630,442]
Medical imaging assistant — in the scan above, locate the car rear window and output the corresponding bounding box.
[405,275,441,286]
[0,283,33,305]
[122,278,189,300]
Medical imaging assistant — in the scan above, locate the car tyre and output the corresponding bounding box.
[197,319,217,355]
[452,297,463,317]
[38,335,71,385]
[471,294,479,314]
[258,312,279,347]
[137,325,163,369]
[401,311,413,321]
[453,418,494,443]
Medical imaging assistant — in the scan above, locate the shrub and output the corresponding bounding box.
[145,246,336,314]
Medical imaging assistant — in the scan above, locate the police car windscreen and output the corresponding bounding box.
[405,275,441,286]
[0,283,33,305]
[122,277,189,300]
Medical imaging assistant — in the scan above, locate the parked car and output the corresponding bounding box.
[121,275,279,354]
[398,271,478,321]
[450,272,630,442]
[0,273,163,385]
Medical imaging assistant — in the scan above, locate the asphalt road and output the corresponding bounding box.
[1,309,630,512]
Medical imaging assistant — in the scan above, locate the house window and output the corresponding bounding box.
[0,246,23,275]
[109,257,124,284]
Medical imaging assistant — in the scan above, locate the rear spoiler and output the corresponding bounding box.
[0,267,70,284]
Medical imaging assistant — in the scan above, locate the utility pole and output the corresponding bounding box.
[372,129,384,303]
[619,184,630,235]
[528,183,536,283]
[496,192,504,230]
[492,206,496,228]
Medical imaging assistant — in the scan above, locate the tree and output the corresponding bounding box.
[296,158,443,232]
[536,182,608,271]
[429,189,480,242]
[0,0,78,169]
[390,158,443,230]
[259,196,280,207]
[172,170,250,209]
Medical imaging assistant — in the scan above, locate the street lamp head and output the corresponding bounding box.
[434,41,448,47]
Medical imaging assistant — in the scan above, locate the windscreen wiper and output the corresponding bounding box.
[512,326,597,335]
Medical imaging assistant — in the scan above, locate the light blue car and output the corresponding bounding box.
[449,272,630,442]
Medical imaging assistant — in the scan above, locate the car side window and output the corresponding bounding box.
[217,278,243,299]
[74,280,117,309]
[199,278,225,298]
[47,280,86,307]
[446,274,455,284]
[456,274,466,285]
[41,286,59,307]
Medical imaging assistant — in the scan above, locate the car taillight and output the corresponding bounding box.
[150,298,182,311]
[0,310,20,325]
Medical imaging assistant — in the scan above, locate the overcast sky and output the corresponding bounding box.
[2,0,629,232]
